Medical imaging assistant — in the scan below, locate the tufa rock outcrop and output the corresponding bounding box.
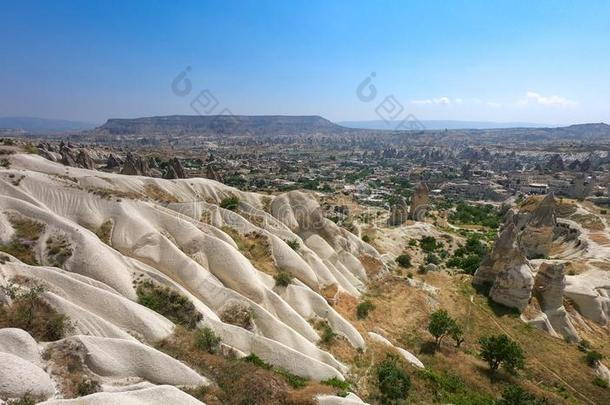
[120,152,151,176]
[519,193,556,259]
[473,223,534,311]
[387,197,408,226]
[529,262,579,341]
[409,183,429,221]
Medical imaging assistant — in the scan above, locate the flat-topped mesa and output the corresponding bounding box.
[387,197,408,226]
[473,223,534,311]
[519,193,556,259]
[409,183,429,221]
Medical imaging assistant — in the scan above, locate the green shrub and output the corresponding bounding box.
[577,339,592,352]
[356,300,375,319]
[275,368,308,388]
[479,334,525,375]
[420,236,437,252]
[395,253,412,268]
[319,320,336,344]
[446,236,488,274]
[586,350,603,367]
[376,354,411,401]
[195,326,221,354]
[274,272,293,287]
[220,195,240,211]
[244,353,272,369]
[321,377,351,390]
[593,377,608,388]
[408,239,418,247]
[136,280,202,329]
[76,379,101,397]
[362,234,371,243]
[498,385,547,404]
[425,253,441,265]
[285,238,300,251]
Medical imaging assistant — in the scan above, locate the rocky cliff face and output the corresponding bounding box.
[409,183,429,221]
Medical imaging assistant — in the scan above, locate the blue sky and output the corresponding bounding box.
[1,0,609,125]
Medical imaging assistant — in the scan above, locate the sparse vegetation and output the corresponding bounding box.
[45,234,73,268]
[356,300,375,319]
[274,271,294,287]
[376,353,411,401]
[479,334,525,375]
[0,215,45,265]
[220,301,254,330]
[6,393,37,405]
[94,220,113,245]
[0,280,73,341]
[447,236,488,274]
[136,279,202,329]
[220,195,240,211]
[195,326,221,354]
[76,378,101,396]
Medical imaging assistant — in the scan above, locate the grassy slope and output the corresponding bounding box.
[332,271,609,404]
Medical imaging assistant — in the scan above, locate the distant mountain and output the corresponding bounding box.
[98,115,349,136]
[0,116,97,134]
[339,119,550,130]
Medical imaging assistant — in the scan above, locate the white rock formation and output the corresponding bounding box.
[0,152,386,387]
[367,332,424,369]
[0,352,55,400]
[39,385,205,405]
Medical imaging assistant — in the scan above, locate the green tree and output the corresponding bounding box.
[428,309,454,348]
[449,322,464,347]
[479,334,524,375]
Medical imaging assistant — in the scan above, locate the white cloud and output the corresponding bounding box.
[520,91,576,107]
[411,96,452,105]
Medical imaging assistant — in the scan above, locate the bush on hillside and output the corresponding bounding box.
[136,279,202,329]
[376,354,411,401]
[220,196,240,211]
[356,300,375,319]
